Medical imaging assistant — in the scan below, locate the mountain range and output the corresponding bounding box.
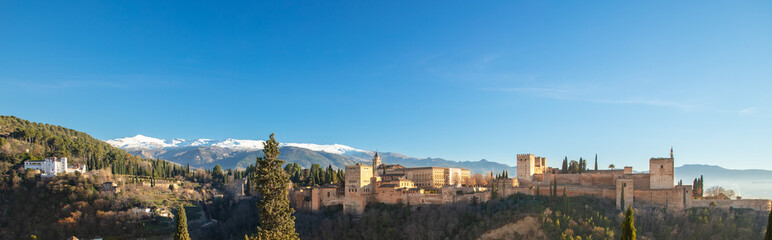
[106,135,772,199]
[105,135,517,174]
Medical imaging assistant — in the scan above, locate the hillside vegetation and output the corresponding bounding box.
[0,115,197,239]
[0,115,187,176]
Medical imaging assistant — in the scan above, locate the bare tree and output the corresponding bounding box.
[704,186,736,199]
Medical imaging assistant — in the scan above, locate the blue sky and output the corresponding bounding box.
[2,1,771,170]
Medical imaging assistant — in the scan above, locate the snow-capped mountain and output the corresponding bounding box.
[105,134,177,149]
[104,135,515,175]
[105,134,369,155]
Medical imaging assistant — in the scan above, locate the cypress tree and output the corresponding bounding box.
[562,157,568,173]
[594,154,598,171]
[621,205,637,240]
[249,133,298,240]
[765,209,772,240]
[174,204,190,240]
[620,188,625,211]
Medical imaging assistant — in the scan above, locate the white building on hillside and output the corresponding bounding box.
[24,157,86,177]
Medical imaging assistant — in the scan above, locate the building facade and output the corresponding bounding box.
[291,153,479,213]
[24,157,86,177]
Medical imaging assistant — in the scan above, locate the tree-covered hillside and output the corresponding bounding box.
[0,115,209,239]
[0,115,186,177]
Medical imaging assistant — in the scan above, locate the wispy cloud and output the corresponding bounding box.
[739,106,757,115]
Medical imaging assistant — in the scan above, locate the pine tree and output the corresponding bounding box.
[249,134,298,240]
[594,154,598,171]
[174,204,190,240]
[621,205,637,240]
[765,209,771,240]
[213,164,224,183]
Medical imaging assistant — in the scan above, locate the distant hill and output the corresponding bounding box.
[675,164,772,199]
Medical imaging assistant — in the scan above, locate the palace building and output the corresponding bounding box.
[290,149,771,213]
[24,157,87,177]
[290,152,480,213]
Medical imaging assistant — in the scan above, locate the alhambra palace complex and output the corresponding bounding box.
[290,150,772,214]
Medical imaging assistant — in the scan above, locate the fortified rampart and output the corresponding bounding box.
[290,149,772,214]
[507,150,771,212]
[691,199,772,212]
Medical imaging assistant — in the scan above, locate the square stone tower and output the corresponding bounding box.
[345,164,373,196]
[649,157,674,189]
[516,154,536,182]
[344,164,374,213]
[616,178,634,210]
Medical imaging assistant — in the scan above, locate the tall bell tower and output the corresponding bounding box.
[372,152,382,175]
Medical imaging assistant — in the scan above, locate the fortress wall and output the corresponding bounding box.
[580,173,618,186]
[319,188,345,207]
[533,185,549,196]
[407,193,443,205]
[290,188,316,211]
[552,174,582,185]
[376,189,405,204]
[630,174,651,190]
[602,188,617,199]
[450,192,489,204]
[590,173,616,186]
[634,188,689,209]
[560,185,616,200]
[580,174,593,185]
[533,174,544,182]
[692,199,772,212]
[543,173,619,187]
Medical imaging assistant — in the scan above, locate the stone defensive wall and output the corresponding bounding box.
[691,199,772,212]
[533,170,630,187]
[516,185,617,200]
[633,186,692,209]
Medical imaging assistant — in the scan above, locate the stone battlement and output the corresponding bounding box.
[511,149,771,212]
